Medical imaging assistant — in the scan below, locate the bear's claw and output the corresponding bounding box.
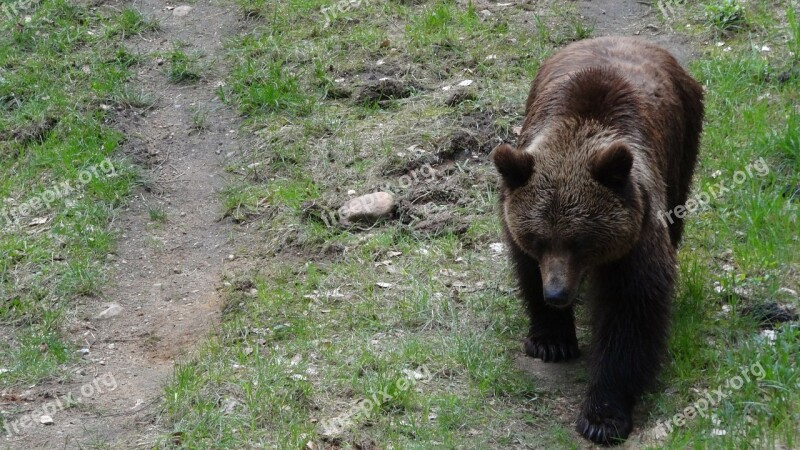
[576,408,632,446]
[523,336,580,362]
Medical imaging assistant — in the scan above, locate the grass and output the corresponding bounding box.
[189,105,211,131]
[158,0,799,447]
[704,0,747,32]
[167,43,202,83]
[0,0,145,421]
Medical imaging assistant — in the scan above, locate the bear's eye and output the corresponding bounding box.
[567,236,591,253]
[524,233,547,253]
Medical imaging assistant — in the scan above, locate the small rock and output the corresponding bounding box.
[221,398,239,415]
[402,368,427,380]
[489,242,505,254]
[173,5,193,16]
[96,303,123,320]
[40,415,54,425]
[760,329,777,342]
[290,354,302,366]
[778,287,798,297]
[338,192,395,225]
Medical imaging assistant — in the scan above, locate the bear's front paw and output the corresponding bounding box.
[523,335,580,362]
[576,404,632,446]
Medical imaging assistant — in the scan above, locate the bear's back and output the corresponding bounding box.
[525,37,689,120]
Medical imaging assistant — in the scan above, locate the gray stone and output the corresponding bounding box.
[173,5,193,17]
[338,192,395,225]
[96,303,123,320]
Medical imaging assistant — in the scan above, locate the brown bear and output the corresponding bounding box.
[490,36,703,445]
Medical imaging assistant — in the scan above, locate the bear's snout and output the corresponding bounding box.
[543,285,570,307]
[539,253,581,307]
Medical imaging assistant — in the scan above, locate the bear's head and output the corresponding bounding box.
[491,122,645,307]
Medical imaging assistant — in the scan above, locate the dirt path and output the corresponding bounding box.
[4,1,245,448]
[579,0,695,64]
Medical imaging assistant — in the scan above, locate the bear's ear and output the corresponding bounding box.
[590,142,633,191]
[490,143,535,190]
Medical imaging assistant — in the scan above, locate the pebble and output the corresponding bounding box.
[338,192,395,225]
[173,5,193,17]
[96,303,123,320]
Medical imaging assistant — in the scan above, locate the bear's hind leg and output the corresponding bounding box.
[508,239,580,362]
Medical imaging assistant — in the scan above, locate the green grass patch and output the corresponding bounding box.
[0,0,144,386]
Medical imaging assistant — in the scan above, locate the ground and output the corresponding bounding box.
[0,0,798,449]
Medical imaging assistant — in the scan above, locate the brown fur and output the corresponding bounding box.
[491,37,704,445]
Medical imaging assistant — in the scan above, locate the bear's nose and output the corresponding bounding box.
[543,286,570,307]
